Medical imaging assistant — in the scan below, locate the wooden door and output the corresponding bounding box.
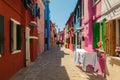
[110,20,116,56]
[105,21,110,55]
[105,20,116,56]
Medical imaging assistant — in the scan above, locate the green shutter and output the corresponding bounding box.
[102,18,106,49]
[17,25,22,50]
[0,15,4,54]
[93,22,100,48]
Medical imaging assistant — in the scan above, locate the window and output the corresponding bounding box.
[93,0,98,3]
[10,19,22,52]
[93,20,106,49]
[0,15,4,55]
[74,12,76,23]
[93,0,100,5]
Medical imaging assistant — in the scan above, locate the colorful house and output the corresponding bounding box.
[0,0,43,79]
[64,24,68,48]
[73,0,81,51]
[65,13,74,51]
[100,0,120,80]
[77,0,120,79]
[37,0,45,54]
[50,21,56,48]
[44,0,51,51]
[81,0,106,77]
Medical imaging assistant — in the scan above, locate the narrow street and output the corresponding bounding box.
[11,47,105,80]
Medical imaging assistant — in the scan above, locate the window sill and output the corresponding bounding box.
[12,50,21,54]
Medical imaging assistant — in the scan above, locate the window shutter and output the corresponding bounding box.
[0,15,4,54]
[93,22,100,48]
[10,20,14,52]
[101,19,106,49]
[17,25,22,50]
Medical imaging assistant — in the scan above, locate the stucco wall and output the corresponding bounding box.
[82,0,102,52]
[37,0,45,53]
[0,0,25,79]
[82,0,94,52]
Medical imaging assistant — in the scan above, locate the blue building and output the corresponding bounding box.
[44,0,50,50]
[73,0,81,50]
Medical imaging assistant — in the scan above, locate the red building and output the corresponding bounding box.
[0,0,40,79]
[65,13,74,52]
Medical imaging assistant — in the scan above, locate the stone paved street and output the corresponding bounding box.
[10,47,105,80]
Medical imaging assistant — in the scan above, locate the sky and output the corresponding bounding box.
[49,0,78,31]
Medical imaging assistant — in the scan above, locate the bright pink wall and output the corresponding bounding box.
[82,0,104,76]
[82,0,94,52]
[82,0,102,52]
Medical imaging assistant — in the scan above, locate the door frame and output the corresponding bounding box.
[25,27,31,66]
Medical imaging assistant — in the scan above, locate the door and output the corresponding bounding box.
[25,27,31,66]
[110,20,116,56]
[105,20,116,56]
[105,21,110,55]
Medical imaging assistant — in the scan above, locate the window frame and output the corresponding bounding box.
[10,18,22,54]
[93,0,100,6]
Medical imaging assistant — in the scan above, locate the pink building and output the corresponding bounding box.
[81,0,105,77]
[37,0,45,54]
[50,21,56,48]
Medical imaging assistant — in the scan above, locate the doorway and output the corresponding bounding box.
[25,27,31,66]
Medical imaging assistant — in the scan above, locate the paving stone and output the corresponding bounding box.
[11,46,105,80]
